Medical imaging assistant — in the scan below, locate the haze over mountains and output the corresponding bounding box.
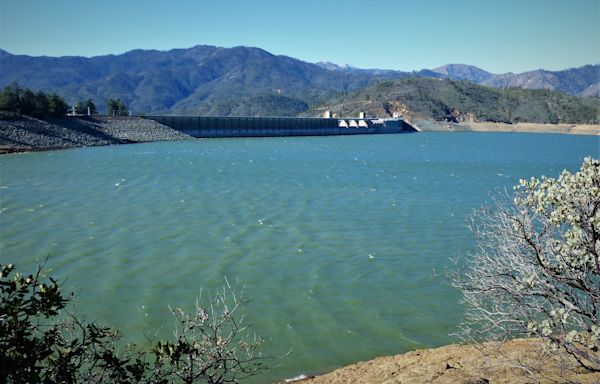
[0,45,598,118]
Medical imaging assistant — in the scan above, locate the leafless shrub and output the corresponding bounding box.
[153,278,268,384]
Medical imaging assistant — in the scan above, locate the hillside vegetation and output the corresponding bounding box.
[310,78,600,124]
[0,46,377,116]
[1,46,598,117]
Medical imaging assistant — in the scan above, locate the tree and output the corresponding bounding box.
[19,89,37,117]
[0,85,69,119]
[107,98,128,116]
[47,93,69,117]
[86,98,98,115]
[107,98,117,116]
[454,157,600,372]
[0,83,22,114]
[0,263,268,383]
[75,99,98,115]
[75,101,87,115]
[32,91,50,118]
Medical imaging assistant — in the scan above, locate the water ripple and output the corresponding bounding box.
[0,133,597,382]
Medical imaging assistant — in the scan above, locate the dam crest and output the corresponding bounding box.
[146,116,416,138]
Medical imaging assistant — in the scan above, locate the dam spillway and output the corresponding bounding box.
[145,116,414,138]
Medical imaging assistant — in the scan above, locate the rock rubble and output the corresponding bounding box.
[0,116,193,153]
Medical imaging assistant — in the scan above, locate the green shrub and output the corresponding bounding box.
[0,263,268,383]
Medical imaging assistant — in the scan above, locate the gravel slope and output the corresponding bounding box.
[0,116,193,153]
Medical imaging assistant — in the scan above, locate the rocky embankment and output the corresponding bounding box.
[0,116,193,154]
[287,338,599,384]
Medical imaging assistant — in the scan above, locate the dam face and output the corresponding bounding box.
[145,116,414,138]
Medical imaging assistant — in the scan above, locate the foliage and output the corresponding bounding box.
[75,98,98,115]
[0,83,68,119]
[192,95,309,117]
[454,158,600,372]
[1,263,67,382]
[47,93,70,118]
[107,98,129,116]
[0,46,376,116]
[318,77,600,124]
[1,47,598,116]
[0,263,267,383]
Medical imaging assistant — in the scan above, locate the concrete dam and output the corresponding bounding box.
[145,116,416,138]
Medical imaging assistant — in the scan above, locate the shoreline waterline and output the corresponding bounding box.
[1,116,599,155]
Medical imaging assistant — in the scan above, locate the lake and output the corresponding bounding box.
[0,132,597,382]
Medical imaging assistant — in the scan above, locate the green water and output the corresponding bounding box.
[1,132,598,382]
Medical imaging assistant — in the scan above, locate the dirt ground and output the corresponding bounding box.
[285,339,600,384]
[407,118,600,136]
[461,122,600,136]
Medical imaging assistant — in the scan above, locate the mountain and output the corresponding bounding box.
[480,65,600,97]
[315,61,356,72]
[315,61,407,77]
[431,64,493,83]
[306,77,600,124]
[0,45,598,117]
[318,61,599,97]
[0,46,384,116]
[580,82,600,97]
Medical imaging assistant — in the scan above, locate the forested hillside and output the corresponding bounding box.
[1,46,598,118]
[0,46,377,116]
[309,78,600,124]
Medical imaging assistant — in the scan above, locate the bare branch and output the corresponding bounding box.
[453,157,600,373]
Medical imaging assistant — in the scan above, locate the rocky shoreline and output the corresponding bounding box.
[2,116,598,155]
[0,116,193,154]
[284,338,600,384]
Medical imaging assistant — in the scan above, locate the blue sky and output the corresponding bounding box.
[1,0,598,73]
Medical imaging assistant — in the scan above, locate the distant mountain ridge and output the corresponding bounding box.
[0,45,598,117]
[480,64,600,96]
[317,61,599,97]
[431,64,494,82]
